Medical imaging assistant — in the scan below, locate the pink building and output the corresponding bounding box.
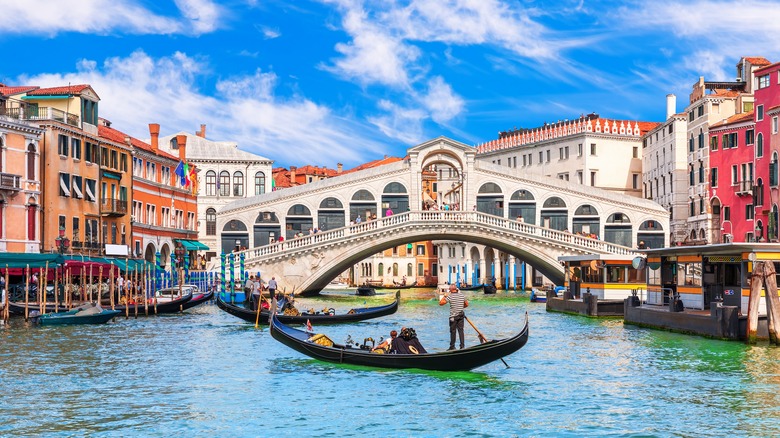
[753,62,780,241]
[709,112,755,242]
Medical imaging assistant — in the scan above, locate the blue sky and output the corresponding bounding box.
[3,0,779,167]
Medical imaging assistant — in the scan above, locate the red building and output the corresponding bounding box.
[709,112,755,242]
[753,62,780,241]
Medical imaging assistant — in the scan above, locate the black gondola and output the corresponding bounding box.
[216,291,400,325]
[269,312,529,371]
[356,285,376,296]
[483,284,497,294]
[457,284,483,291]
[181,289,214,310]
[7,291,193,316]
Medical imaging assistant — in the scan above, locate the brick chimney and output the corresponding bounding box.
[149,123,160,152]
[337,163,343,173]
[176,134,187,161]
[290,166,297,185]
[196,124,206,138]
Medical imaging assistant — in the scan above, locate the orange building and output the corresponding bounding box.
[100,122,199,271]
[0,90,44,252]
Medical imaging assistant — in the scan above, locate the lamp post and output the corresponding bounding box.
[55,226,70,254]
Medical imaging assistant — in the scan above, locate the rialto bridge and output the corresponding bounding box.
[216,137,669,295]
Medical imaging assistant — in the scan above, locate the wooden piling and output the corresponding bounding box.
[109,262,115,310]
[24,265,29,322]
[54,267,59,314]
[98,265,104,306]
[133,267,138,319]
[41,263,48,314]
[143,265,149,316]
[763,261,780,345]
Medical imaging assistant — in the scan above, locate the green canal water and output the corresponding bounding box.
[2,289,780,436]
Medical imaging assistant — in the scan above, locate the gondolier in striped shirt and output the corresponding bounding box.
[439,284,469,350]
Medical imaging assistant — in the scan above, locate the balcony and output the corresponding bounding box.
[0,172,22,191]
[735,180,753,196]
[20,106,79,127]
[101,198,128,217]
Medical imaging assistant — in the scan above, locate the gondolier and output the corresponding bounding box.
[439,284,468,350]
[268,277,278,299]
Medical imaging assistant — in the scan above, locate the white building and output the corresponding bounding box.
[642,94,688,246]
[156,125,273,258]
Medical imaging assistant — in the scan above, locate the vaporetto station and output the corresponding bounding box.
[215,137,669,295]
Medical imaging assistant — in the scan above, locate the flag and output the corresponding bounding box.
[175,161,185,185]
[183,162,190,188]
[189,165,198,194]
[306,319,313,332]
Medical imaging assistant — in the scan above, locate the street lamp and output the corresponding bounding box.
[235,239,241,252]
[55,226,70,254]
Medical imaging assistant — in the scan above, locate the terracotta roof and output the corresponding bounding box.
[344,156,404,173]
[0,86,38,96]
[710,111,754,128]
[294,165,339,177]
[744,57,772,67]
[26,84,92,96]
[711,89,741,98]
[98,125,180,162]
[272,168,291,189]
[755,61,780,74]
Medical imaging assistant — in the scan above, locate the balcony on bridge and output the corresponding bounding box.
[101,198,128,216]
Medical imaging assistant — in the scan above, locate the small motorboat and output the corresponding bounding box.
[356,285,376,296]
[33,303,121,326]
[530,288,547,303]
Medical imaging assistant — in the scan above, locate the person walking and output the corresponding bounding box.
[267,276,278,300]
[439,283,468,350]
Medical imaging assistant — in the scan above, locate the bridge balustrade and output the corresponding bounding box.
[238,210,636,263]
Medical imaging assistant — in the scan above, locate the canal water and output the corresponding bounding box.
[2,289,780,436]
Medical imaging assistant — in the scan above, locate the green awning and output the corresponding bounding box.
[101,172,121,180]
[0,253,64,269]
[176,239,209,251]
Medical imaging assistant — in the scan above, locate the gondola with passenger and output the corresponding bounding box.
[216,291,400,325]
[269,312,529,371]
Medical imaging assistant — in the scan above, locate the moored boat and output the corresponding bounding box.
[356,285,376,296]
[32,303,121,325]
[269,311,529,371]
[216,291,400,325]
[483,284,497,294]
[181,289,214,310]
[530,288,547,303]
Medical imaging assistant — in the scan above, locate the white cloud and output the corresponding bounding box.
[420,76,464,124]
[17,51,387,166]
[0,0,221,36]
[368,100,427,144]
[256,25,281,39]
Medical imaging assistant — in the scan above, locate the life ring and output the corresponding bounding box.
[328,307,336,315]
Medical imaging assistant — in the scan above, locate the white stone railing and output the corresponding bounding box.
[240,210,637,264]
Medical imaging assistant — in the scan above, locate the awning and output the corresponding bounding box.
[176,239,210,251]
[101,171,121,181]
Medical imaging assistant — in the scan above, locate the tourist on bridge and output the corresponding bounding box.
[355,215,362,224]
[386,207,393,217]
[439,283,469,350]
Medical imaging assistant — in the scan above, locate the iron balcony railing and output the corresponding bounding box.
[100,198,128,216]
[13,106,80,127]
[0,172,22,191]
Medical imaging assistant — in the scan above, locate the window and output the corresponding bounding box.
[187,212,195,230]
[689,201,695,217]
[758,74,770,89]
[722,133,737,149]
[711,136,718,151]
[85,179,96,202]
[233,171,244,196]
[71,175,83,199]
[576,171,583,184]
[774,117,779,134]
[253,171,266,195]
[689,166,695,186]
[578,144,582,156]
[698,130,704,149]
[219,171,230,196]
[416,244,425,256]
[699,197,704,214]
[522,155,527,166]
[698,163,705,184]
[689,135,694,152]
[723,206,731,221]
[731,165,738,185]
[205,171,216,196]
[757,133,764,158]
[557,173,569,181]
[772,153,779,186]
[59,173,70,197]
[711,168,718,187]
[85,142,93,163]
[58,134,69,156]
[746,129,755,145]
[564,146,569,159]
[746,204,754,220]
[539,151,543,163]
[110,150,118,169]
[546,150,550,162]
[590,171,596,186]
[72,217,80,242]
[758,105,764,121]
[689,111,694,122]
[559,148,564,160]
[632,174,639,189]
[26,143,35,180]
[418,263,424,277]
[120,153,128,172]
[590,143,596,155]
[71,138,81,160]
[698,105,704,117]
[101,147,108,166]
[632,146,638,158]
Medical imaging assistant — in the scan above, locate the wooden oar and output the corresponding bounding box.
[254,292,263,328]
[464,315,509,368]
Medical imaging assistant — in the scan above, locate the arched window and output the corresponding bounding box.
[392,263,399,276]
[254,171,266,195]
[407,263,413,276]
[287,204,311,216]
[383,182,407,193]
[219,171,230,196]
[206,208,217,235]
[205,171,216,196]
[757,133,764,158]
[543,197,566,208]
[378,263,384,276]
[27,143,36,180]
[233,171,244,196]
[478,182,502,193]
[352,189,375,201]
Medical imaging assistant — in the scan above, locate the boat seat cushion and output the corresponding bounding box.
[308,334,334,347]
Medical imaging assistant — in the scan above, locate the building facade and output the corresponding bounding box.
[0,89,43,253]
[156,126,273,258]
[642,94,689,246]
[752,61,780,242]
